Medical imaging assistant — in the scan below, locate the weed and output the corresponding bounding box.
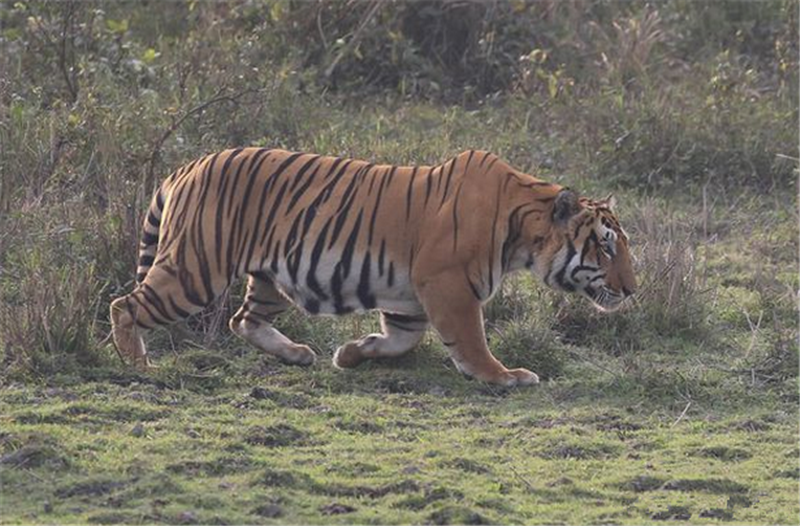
[616,475,668,493]
[694,446,752,462]
[428,505,491,525]
[651,505,692,521]
[243,424,309,448]
[662,478,750,494]
[55,478,126,499]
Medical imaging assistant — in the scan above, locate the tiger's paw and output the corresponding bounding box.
[140,361,159,372]
[506,368,540,386]
[480,367,539,386]
[332,342,366,369]
[279,344,316,366]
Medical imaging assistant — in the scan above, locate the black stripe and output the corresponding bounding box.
[383,318,425,332]
[305,298,320,314]
[378,239,386,276]
[405,167,419,221]
[288,155,321,192]
[339,210,363,279]
[424,166,435,207]
[383,312,427,323]
[222,152,261,276]
[571,264,600,281]
[465,271,482,300]
[250,153,303,251]
[357,252,376,309]
[239,151,299,261]
[284,210,307,283]
[270,241,281,274]
[247,295,284,306]
[367,172,390,245]
[451,180,464,252]
[554,241,577,292]
[142,231,159,245]
[176,237,207,307]
[580,230,598,264]
[193,153,222,305]
[130,291,169,326]
[487,185,503,293]
[167,295,191,318]
[214,148,245,275]
[501,204,526,271]
[138,254,155,267]
[140,283,174,323]
[285,156,324,212]
[385,165,397,187]
[146,212,160,228]
[224,151,272,276]
[327,169,366,249]
[440,152,468,208]
[249,177,291,265]
[228,149,270,221]
[306,220,332,301]
[331,263,346,314]
[134,319,156,330]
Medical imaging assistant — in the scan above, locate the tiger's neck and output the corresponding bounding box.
[498,169,565,278]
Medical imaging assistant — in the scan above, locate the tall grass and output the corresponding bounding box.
[0,2,796,381]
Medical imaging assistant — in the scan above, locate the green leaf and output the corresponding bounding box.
[142,48,158,63]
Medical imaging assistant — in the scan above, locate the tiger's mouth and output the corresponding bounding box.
[583,285,626,312]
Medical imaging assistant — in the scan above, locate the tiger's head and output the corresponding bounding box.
[543,189,636,311]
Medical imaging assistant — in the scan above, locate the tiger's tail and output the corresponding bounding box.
[135,187,166,284]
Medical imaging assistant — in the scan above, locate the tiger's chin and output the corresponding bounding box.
[582,286,626,312]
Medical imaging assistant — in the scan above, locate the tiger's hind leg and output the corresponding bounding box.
[333,311,428,369]
[110,263,206,370]
[229,272,316,366]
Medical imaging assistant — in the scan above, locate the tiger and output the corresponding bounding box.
[110,148,636,386]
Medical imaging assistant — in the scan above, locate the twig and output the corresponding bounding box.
[316,6,328,50]
[58,2,79,103]
[670,400,691,427]
[33,2,79,103]
[507,464,536,492]
[145,88,253,192]
[324,0,382,79]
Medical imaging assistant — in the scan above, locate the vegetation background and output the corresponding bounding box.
[0,1,798,524]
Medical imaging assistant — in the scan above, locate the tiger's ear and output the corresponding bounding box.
[553,188,580,225]
[605,194,617,210]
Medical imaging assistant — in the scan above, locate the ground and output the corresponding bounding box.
[1,334,797,524]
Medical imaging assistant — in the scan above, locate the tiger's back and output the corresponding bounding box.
[154,147,471,315]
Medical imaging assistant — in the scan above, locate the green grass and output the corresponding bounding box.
[1,358,797,525]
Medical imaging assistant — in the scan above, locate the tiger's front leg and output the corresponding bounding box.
[417,272,539,386]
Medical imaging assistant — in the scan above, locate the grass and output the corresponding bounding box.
[1,361,797,525]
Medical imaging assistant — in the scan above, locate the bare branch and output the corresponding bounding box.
[145,88,255,192]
